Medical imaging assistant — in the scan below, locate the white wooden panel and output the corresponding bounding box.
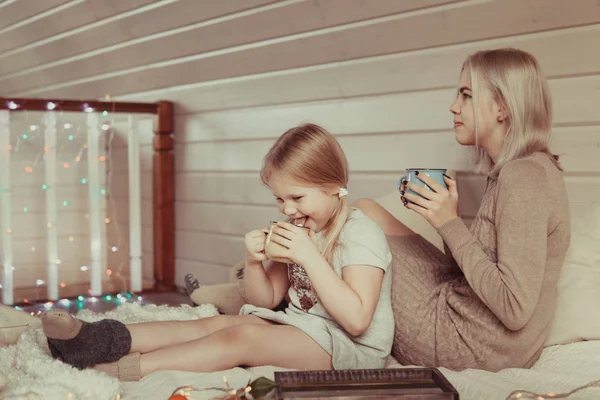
[112,223,153,254]
[6,212,105,239]
[0,0,71,31]
[174,77,600,144]
[111,145,152,173]
[23,0,600,98]
[176,202,280,235]
[124,24,600,113]
[175,258,232,287]
[10,265,99,288]
[176,230,245,267]
[0,0,278,75]
[176,172,272,205]
[176,171,399,206]
[2,0,461,93]
[110,172,153,201]
[0,0,160,54]
[6,235,90,266]
[175,126,599,174]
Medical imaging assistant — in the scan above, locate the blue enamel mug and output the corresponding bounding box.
[397,168,448,203]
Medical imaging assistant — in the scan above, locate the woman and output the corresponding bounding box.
[356,48,571,372]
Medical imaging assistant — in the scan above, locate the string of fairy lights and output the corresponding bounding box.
[0,100,142,307]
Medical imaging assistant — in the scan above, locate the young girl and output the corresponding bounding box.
[356,48,571,372]
[40,123,393,381]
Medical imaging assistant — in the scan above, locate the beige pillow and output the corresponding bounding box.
[0,304,42,347]
[544,202,600,347]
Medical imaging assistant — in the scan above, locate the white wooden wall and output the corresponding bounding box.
[2,0,599,292]
[129,29,600,288]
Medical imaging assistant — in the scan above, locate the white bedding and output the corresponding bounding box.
[1,303,599,400]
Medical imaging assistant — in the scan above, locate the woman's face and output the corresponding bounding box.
[449,68,501,148]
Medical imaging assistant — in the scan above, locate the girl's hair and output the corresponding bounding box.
[260,123,349,265]
[463,48,562,177]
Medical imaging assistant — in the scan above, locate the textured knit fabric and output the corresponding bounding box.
[41,310,132,370]
[241,208,394,370]
[391,153,571,372]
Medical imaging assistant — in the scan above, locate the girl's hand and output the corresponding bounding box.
[400,173,459,229]
[244,228,269,264]
[268,221,321,266]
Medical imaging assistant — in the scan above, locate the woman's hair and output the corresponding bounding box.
[463,48,561,177]
[261,123,349,265]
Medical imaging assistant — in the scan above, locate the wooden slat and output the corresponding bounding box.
[122,24,600,113]
[176,202,280,236]
[0,0,71,31]
[175,258,232,287]
[111,145,153,173]
[176,230,245,267]
[20,0,600,98]
[110,172,153,200]
[2,0,461,94]
[0,0,278,75]
[173,126,600,174]
[172,76,600,144]
[0,0,160,54]
[4,235,90,265]
[5,212,106,239]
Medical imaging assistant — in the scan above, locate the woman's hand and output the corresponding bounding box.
[268,221,321,266]
[399,173,459,229]
[244,228,269,264]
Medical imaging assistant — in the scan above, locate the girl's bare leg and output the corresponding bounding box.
[128,314,271,354]
[140,323,332,376]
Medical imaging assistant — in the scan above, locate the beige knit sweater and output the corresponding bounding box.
[391,152,571,371]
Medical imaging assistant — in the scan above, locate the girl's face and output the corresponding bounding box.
[268,172,339,233]
[449,68,503,149]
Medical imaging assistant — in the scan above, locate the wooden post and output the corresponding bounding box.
[153,101,175,291]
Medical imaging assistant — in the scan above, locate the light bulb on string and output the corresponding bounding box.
[41,184,48,190]
[46,102,56,111]
[62,200,69,207]
[64,123,72,129]
[81,178,88,184]
[29,125,37,131]
[68,134,74,141]
[7,101,18,110]
[23,207,28,212]
[22,133,28,140]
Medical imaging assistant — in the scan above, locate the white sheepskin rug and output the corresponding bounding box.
[0,302,219,400]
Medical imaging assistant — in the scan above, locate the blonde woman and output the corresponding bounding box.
[357,48,571,372]
[40,124,394,380]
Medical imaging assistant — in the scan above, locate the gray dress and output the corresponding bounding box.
[240,208,394,370]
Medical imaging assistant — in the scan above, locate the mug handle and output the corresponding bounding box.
[397,175,406,193]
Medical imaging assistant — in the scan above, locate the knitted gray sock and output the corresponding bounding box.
[41,309,132,369]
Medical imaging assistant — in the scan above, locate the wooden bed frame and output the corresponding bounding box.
[0,98,176,300]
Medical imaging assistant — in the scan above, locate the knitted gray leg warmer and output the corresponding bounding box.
[41,309,132,369]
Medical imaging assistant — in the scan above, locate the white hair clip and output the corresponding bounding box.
[338,188,348,198]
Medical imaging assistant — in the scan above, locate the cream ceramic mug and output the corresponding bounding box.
[264,221,311,264]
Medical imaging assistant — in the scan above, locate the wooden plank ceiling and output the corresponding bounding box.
[1,0,600,105]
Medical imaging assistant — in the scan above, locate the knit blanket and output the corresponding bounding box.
[0,303,219,400]
[1,303,600,400]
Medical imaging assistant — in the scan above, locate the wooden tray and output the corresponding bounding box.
[274,368,459,399]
